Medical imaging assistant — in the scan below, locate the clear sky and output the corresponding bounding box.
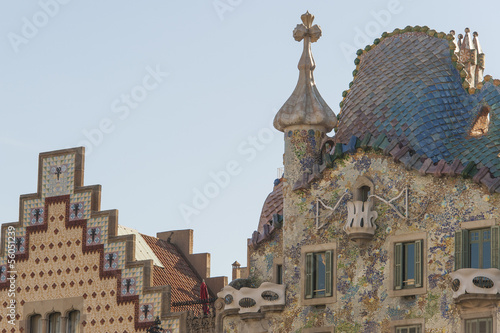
[1,0,500,280]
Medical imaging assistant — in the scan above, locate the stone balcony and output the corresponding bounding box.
[344,200,378,244]
[450,268,500,307]
[217,282,285,315]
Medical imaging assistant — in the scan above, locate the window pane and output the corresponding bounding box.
[30,315,41,333]
[465,318,492,333]
[479,318,492,333]
[405,243,415,286]
[68,310,80,333]
[48,313,61,333]
[470,242,480,268]
[483,240,491,269]
[314,252,326,297]
[277,265,282,284]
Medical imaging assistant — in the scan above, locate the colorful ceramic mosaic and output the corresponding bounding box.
[226,150,499,332]
[222,20,500,333]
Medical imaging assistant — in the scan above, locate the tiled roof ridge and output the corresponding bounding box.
[337,26,499,115]
[140,233,214,298]
[257,180,283,233]
[248,179,284,248]
[291,132,500,194]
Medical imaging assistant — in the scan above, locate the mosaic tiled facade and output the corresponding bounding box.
[217,15,500,333]
[0,147,225,333]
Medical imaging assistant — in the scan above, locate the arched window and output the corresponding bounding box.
[353,177,374,202]
[359,185,371,202]
[67,310,80,333]
[29,314,42,333]
[48,312,61,333]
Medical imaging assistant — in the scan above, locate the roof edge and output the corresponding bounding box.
[291,132,500,194]
[337,26,500,121]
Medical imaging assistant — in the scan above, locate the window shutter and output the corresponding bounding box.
[455,230,469,270]
[462,230,469,268]
[325,250,333,297]
[395,243,403,290]
[305,253,313,299]
[492,226,500,269]
[414,240,422,288]
[455,230,462,270]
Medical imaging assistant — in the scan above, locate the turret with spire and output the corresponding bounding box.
[274,11,336,187]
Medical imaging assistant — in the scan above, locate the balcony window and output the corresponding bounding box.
[394,240,422,290]
[305,251,333,298]
[360,185,371,203]
[455,227,499,270]
[465,317,492,333]
[301,243,336,305]
[396,325,421,333]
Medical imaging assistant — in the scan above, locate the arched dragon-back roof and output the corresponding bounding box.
[335,27,499,178]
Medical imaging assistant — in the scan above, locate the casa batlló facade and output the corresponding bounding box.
[216,13,500,333]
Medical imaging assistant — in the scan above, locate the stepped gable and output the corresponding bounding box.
[0,147,181,331]
[141,233,211,313]
[335,27,499,179]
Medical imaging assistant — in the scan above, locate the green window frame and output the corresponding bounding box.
[305,250,333,299]
[465,317,492,333]
[396,325,421,333]
[394,240,422,290]
[455,226,500,270]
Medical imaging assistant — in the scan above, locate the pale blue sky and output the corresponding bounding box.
[1,0,499,279]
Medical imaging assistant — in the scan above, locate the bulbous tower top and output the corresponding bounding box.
[273,11,337,133]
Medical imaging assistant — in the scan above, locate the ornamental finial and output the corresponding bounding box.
[301,11,314,28]
[273,12,336,133]
[293,11,322,43]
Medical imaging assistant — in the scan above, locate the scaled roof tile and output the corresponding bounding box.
[336,30,500,178]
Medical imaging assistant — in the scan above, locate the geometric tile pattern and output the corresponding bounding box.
[104,242,126,270]
[163,317,180,332]
[336,28,500,179]
[22,199,44,226]
[0,148,181,332]
[86,216,108,245]
[41,153,76,198]
[70,191,92,220]
[122,267,144,296]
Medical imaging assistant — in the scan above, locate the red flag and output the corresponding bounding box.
[200,281,209,315]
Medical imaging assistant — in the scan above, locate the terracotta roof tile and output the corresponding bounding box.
[257,180,283,234]
[141,234,210,313]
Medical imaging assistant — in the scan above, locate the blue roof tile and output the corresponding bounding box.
[336,31,500,177]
